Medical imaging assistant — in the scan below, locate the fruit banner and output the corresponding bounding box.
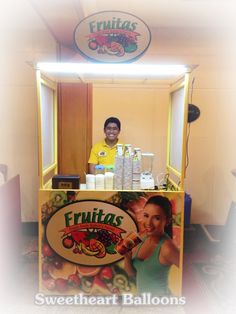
[39,190,184,295]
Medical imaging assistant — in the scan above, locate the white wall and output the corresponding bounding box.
[93,85,169,179]
[186,63,236,224]
[0,1,57,221]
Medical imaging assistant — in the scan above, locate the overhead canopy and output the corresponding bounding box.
[36,62,197,85]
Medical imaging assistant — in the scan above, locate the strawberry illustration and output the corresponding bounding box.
[55,278,68,292]
[99,267,113,281]
[68,274,81,288]
[62,236,74,249]
[43,278,56,291]
[42,243,54,257]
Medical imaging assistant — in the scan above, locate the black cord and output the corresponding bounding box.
[185,77,195,173]
[185,122,191,171]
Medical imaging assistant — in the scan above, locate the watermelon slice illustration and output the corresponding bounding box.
[71,231,90,247]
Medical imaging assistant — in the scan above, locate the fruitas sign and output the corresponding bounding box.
[74,11,151,63]
[46,200,138,266]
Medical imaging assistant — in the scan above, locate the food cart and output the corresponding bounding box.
[36,63,192,298]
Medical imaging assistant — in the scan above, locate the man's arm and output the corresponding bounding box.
[88,163,96,174]
[124,251,136,277]
[88,145,98,174]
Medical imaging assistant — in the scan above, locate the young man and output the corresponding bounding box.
[88,117,121,174]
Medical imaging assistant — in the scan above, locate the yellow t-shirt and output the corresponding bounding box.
[88,140,122,166]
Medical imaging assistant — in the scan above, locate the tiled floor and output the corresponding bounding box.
[182,225,236,314]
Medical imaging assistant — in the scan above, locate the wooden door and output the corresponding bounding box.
[58,83,92,183]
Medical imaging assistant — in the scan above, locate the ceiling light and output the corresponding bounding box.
[37,62,191,77]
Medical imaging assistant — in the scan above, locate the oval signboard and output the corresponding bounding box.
[74,11,151,63]
[46,200,138,266]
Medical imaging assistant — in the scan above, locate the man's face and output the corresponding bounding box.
[104,122,120,142]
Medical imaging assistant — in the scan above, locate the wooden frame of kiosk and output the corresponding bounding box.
[37,65,191,297]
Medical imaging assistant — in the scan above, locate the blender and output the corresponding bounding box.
[140,153,155,189]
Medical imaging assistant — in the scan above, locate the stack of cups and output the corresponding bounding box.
[105,172,114,190]
[114,144,124,190]
[86,174,95,189]
[132,148,142,190]
[123,144,133,190]
[95,174,105,190]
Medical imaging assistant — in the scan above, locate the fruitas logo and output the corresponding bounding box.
[74,11,151,63]
[46,200,138,266]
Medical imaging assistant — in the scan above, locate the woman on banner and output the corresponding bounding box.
[124,195,179,296]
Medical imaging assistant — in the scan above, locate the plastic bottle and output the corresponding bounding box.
[95,165,105,175]
[86,174,95,190]
[105,165,114,173]
[95,174,105,190]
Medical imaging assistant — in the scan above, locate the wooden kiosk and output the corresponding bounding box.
[37,64,192,298]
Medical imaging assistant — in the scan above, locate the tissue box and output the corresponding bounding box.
[52,175,80,189]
